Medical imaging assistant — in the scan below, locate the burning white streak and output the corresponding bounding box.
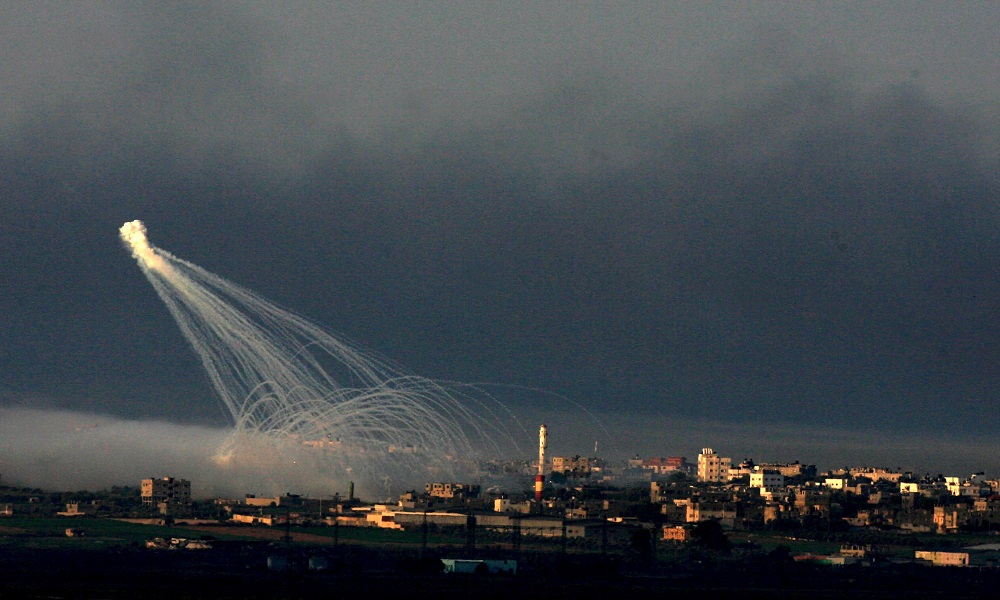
[119,220,169,273]
[119,220,526,498]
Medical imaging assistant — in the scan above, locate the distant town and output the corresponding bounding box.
[5,444,1000,574]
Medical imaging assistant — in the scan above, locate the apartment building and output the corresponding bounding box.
[141,477,191,507]
[697,448,731,483]
[551,455,592,476]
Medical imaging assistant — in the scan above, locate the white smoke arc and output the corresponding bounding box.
[119,220,525,498]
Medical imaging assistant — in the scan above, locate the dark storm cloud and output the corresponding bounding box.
[2,2,999,472]
[330,72,1000,435]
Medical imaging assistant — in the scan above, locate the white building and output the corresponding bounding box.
[750,469,785,492]
[825,477,848,490]
[945,476,983,497]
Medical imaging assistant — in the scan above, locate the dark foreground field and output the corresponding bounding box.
[4,544,1000,599]
[3,520,1000,599]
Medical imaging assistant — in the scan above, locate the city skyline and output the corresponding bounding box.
[2,3,999,492]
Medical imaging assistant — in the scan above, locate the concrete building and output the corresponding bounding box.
[697,448,731,483]
[232,513,288,526]
[57,502,97,516]
[686,500,737,529]
[933,505,971,532]
[551,455,592,476]
[758,462,816,478]
[750,470,785,493]
[426,482,480,500]
[637,456,689,475]
[662,524,692,542]
[493,497,532,514]
[900,482,932,494]
[916,550,970,566]
[141,477,191,508]
[565,519,639,543]
[842,467,906,483]
[945,476,984,497]
[244,494,301,507]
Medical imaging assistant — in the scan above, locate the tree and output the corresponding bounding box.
[666,471,691,484]
[690,519,729,551]
[630,527,653,562]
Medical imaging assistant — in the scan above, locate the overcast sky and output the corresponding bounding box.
[2,2,1000,476]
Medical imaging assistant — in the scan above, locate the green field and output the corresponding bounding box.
[1,517,192,549]
[1,516,473,549]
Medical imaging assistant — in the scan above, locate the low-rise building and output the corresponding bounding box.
[57,502,97,516]
[426,482,480,500]
[757,462,817,479]
[844,467,907,484]
[232,513,288,526]
[640,456,690,475]
[825,477,848,490]
[662,524,692,542]
[494,497,532,513]
[916,550,970,567]
[245,493,301,507]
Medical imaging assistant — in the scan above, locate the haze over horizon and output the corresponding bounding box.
[2,2,999,491]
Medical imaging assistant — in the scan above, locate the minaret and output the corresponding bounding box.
[535,424,547,502]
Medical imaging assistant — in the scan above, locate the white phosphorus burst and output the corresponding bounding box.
[119,220,524,498]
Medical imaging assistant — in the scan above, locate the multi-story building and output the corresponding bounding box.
[729,459,756,480]
[651,480,693,504]
[793,487,831,519]
[750,469,785,492]
[551,455,592,476]
[697,448,731,483]
[141,477,191,508]
[933,505,971,532]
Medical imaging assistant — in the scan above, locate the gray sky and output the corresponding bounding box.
[2,1,1000,477]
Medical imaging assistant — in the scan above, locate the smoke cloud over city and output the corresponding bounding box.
[3,406,998,499]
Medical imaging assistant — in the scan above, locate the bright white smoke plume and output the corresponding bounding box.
[118,220,526,499]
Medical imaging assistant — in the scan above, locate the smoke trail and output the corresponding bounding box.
[119,221,525,499]
[119,220,170,273]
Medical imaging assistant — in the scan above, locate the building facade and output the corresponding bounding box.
[425,483,480,500]
[750,470,785,491]
[551,455,592,476]
[697,448,731,483]
[141,477,191,507]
